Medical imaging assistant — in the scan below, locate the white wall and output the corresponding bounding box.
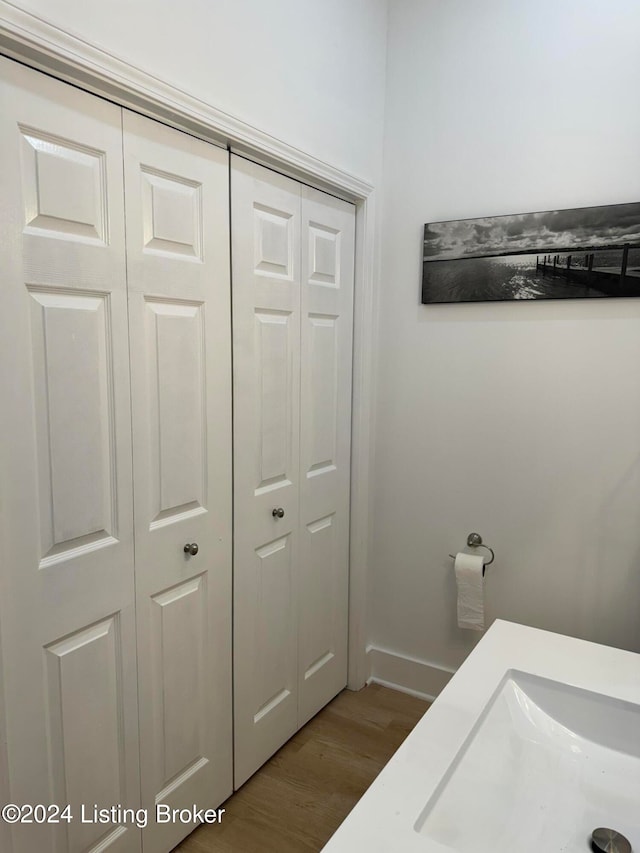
[372,0,640,686]
[8,0,387,184]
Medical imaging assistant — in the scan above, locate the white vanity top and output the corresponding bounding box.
[322,620,640,852]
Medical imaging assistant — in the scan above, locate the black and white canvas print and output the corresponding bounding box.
[422,201,640,303]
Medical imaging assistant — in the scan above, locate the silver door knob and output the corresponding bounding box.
[272,507,285,519]
[183,543,199,556]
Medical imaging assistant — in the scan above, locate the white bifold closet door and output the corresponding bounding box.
[0,58,141,853]
[123,113,233,852]
[231,156,355,787]
[0,57,232,853]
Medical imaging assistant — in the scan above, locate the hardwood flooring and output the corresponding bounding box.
[175,684,430,853]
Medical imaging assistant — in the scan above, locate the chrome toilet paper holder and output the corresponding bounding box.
[449,533,495,575]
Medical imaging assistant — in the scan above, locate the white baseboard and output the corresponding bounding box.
[366,646,456,702]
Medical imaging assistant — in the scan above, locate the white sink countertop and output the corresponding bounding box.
[322,620,640,852]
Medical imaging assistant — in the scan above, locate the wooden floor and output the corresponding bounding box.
[175,684,430,853]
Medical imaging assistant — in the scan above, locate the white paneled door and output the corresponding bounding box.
[298,186,354,727]
[0,58,141,853]
[232,156,355,787]
[123,112,233,853]
[0,58,233,853]
[231,158,301,787]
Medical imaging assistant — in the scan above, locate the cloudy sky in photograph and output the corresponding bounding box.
[423,202,640,261]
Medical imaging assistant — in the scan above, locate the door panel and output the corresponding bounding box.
[298,187,355,727]
[143,297,207,525]
[123,111,232,853]
[232,156,301,787]
[150,576,208,786]
[253,534,295,721]
[29,288,118,559]
[254,309,297,488]
[0,57,140,853]
[19,126,108,244]
[306,314,339,473]
[45,616,127,853]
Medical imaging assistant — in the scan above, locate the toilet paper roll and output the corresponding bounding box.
[455,551,485,631]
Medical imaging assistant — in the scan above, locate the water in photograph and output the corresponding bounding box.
[422,247,640,303]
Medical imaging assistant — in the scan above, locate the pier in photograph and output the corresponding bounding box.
[535,243,640,297]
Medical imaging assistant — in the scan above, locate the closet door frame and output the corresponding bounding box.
[0,5,376,696]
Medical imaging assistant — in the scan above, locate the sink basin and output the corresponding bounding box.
[415,670,640,852]
[322,621,640,853]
